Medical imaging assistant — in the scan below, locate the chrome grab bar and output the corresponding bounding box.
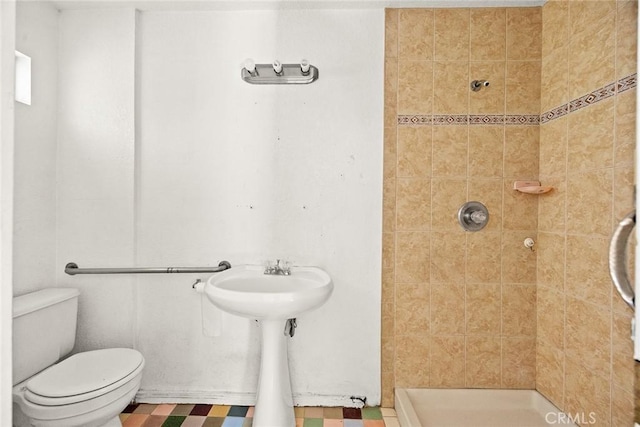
[65,260,231,275]
[609,210,635,309]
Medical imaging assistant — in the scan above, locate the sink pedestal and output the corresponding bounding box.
[253,319,295,427]
[204,264,333,427]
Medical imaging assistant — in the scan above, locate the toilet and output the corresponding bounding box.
[12,288,145,427]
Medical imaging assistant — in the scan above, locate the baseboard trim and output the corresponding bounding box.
[135,389,364,408]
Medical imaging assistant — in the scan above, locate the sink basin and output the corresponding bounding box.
[204,263,333,427]
[205,264,333,320]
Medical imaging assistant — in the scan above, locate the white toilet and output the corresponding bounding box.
[12,288,145,427]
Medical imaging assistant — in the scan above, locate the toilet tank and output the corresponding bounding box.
[12,288,80,385]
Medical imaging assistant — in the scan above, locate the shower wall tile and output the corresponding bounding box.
[568,2,616,101]
[614,88,636,167]
[611,386,635,427]
[383,127,397,181]
[616,1,638,80]
[382,303,394,338]
[537,285,564,350]
[397,126,432,178]
[541,1,568,58]
[565,235,611,307]
[612,311,634,393]
[395,232,430,283]
[394,334,430,387]
[567,97,614,173]
[502,284,536,337]
[381,371,394,407]
[465,336,502,388]
[506,8,541,61]
[430,283,465,335]
[398,60,433,114]
[466,232,501,283]
[470,8,506,61]
[568,0,616,39]
[469,124,505,177]
[381,268,395,309]
[506,61,541,114]
[433,61,469,114]
[398,9,433,60]
[384,59,398,129]
[564,358,612,427]
[385,9,398,59]
[614,166,634,225]
[536,340,565,409]
[396,178,431,231]
[539,117,567,177]
[383,178,396,233]
[541,48,568,113]
[504,126,539,178]
[502,337,536,389]
[430,232,466,283]
[536,232,565,290]
[434,9,469,61]
[431,126,468,177]
[429,336,465,387]
[469,61,506,114]
[536,177,565,233]
[395,283,430,335]
[431,179,467,230]
[565,169,613,237]
[465,284,501,335]
[382,232,395,270]
[565,297,611,379]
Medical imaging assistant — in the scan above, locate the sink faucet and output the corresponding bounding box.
[264,259,291,276]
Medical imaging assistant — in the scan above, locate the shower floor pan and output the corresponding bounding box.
[396,388,577,427]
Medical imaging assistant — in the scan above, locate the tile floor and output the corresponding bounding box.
[120,404,400,427]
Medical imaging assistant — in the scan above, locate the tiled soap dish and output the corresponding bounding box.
[513,180,553,194]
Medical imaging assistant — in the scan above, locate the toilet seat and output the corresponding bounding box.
[24,348,144,406]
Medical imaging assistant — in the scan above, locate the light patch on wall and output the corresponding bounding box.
[15,50,31,105]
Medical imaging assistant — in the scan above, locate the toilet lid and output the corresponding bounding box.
[25,348,143,405]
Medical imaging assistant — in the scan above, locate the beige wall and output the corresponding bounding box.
[383,2,637,425]
[537,1,636,426]
[383,7,542,404]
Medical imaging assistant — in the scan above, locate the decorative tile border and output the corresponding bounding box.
[433,114,468,125]
[541,73,637,124]
[398,114,539,126]
[469,115,505,125]
[540,104,569,123]
[397,73,637,127]
[398,115,431,125]
[506,115,540,125]
[568,82,616,113]
[618,73,637,93]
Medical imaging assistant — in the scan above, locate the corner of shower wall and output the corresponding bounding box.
[535,1,637,425]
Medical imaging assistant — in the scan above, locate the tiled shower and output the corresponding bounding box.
[382,3,637,426]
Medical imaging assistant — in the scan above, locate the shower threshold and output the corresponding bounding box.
[395,388,578,427]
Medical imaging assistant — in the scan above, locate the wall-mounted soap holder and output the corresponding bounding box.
[241,59,319,85]
[513,181,553,194]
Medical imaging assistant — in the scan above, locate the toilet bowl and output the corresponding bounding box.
[13,348,144,427]
[12,289,145,427]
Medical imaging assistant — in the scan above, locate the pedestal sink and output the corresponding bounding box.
[205,264,333,427]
